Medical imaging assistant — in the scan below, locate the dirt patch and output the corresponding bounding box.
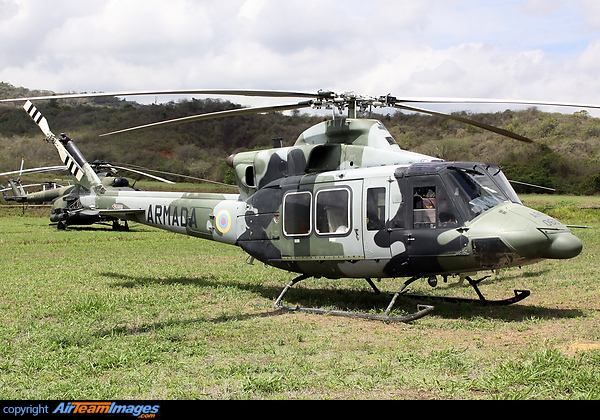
[559,341,600,357]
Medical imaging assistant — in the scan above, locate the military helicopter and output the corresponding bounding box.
[1,159,71,205]
[1,90,591,322]
[2,178,71,205]
[0,147,180,230]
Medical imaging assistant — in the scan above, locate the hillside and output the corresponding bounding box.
[1,82,600,194]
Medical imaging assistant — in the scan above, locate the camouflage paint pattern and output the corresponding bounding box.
[17,106,584,282]
[70,118,582,283]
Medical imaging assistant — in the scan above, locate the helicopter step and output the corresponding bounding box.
[379,275,531,306]
[273,275,434,322]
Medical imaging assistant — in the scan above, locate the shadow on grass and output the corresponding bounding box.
[88,309,287,341]
[98,271,584,327]
[56,224,155,232]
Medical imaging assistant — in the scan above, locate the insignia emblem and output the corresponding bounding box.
[215,210,231,233]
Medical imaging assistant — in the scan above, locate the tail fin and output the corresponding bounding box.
[1,181,20,201]
[23,100,105,194]
[8,179,25,198]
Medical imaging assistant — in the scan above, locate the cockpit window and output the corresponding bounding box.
[484,165,522,204]
[445,166,511,221]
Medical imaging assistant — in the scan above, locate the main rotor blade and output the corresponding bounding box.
[110,164,237,188]
[392,103,533,143]
[509,180,556,192]
[0,165,68,177]
[2,182,63,190]
[108,165,175,184]
[101,101,313,136]
[6,88,600,112]
[0,89,330,103]
[395,97,600,111]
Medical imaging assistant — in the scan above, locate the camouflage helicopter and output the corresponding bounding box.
[1,159,71,206]
[1,145,179,230]
[1,90,591,322]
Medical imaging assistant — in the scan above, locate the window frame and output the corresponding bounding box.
[314,187,352,236]
[282,190,313,237]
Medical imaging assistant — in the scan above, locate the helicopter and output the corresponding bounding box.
[0,148,180,230]
[1,159,71,205]
[1,90,590,322]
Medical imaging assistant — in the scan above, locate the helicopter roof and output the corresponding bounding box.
[293,117,439,169]
[294,118,400,150]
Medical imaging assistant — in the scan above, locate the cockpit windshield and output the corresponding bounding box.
[445,165,517,222]
[484,165,522,205]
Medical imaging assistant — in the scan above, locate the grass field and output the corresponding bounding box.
[0,195,599,400]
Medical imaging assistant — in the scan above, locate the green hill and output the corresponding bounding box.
[1,82,599,194]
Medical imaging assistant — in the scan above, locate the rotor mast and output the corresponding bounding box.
[347,98,357,119]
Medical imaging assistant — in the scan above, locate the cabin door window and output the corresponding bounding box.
[283,191,312,236]
[366,187,386,231]
[315,188,350,235]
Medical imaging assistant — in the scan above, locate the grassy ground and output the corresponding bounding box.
[0,195,599,400]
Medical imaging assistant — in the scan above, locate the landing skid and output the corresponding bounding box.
[273,275,434,323]
[379,275,531,306]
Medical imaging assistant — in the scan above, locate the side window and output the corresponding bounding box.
[367,187,385,230]
[413,185,460,229]
[413,186,436,229]
[315,188,350,235]
[283,191,312,236]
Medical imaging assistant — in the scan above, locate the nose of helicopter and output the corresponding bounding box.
[536,228,583,259]
[495,205,582,260]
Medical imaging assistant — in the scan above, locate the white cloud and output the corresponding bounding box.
[237,0,267,21]
[2,0,600,115]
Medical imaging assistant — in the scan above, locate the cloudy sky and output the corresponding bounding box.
[2,0,600,114]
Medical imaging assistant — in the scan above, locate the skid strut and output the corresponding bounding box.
[398,275,530,306]
[273,275,434,322]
